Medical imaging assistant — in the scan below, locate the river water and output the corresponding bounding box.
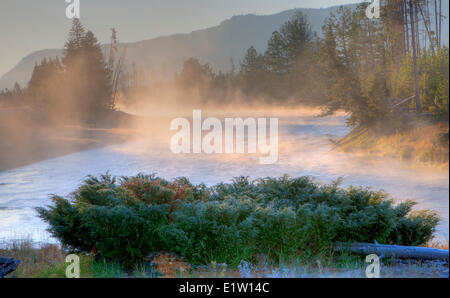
[0,112,448,244]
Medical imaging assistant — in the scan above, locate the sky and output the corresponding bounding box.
[0,0,361,77]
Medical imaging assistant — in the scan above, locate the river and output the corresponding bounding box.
[0,111,448,244]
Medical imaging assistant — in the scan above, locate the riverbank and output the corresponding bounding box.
[337,122,449,170]
[1,240,448,278]
[13,172,442,279]
[0,107,137,172]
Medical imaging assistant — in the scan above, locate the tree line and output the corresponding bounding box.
[171,1,448,128]
[0,19,123,124]
[172,11,325,106]
[1,1,448,129]
[319,0,448,128]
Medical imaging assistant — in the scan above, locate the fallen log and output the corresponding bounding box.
[331,126,368,150]
[334,242,449,262]
[0,257,21,278]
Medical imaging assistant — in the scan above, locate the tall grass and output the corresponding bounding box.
[340,122,449,168]
[1,241,447,278]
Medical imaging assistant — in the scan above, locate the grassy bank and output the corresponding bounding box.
[338,122,449,169]
[1,240,448,278]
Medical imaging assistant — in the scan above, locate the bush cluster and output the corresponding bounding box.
[37,174,439,266]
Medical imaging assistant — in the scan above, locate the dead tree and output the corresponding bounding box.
[417,0,436,55]
[409,0,422,113]
[335,242,449,261]
[111,47,127,110]
[438,0,442,46]
[0,257,21,278]
[404,0,411,53]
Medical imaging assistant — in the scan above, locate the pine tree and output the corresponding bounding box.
[63,19,85,67]
[241,46,262,75]
[177,58,214,100]
[27,58,64,110]
[280,11,313,68]
[240,46,265,95]
[80,30,113,117]
[59,19,113,123]
[264,31,288,74]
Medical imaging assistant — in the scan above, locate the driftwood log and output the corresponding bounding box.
[334,242,449,262]
[0,257,21,278]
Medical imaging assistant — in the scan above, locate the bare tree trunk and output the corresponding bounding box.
[410,0,422,113]
[404,0,410,53]
[111,47,127,110]
[439,0,442,46]
[418,0,436,54]
[434,0,439,47]
[415,1,421,56]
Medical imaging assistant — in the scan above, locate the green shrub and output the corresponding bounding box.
[164,198,258,265]
[389,204,440,246]
[37,173,440,267]
[80,204,169,265]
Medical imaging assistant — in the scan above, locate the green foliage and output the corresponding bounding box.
[37,174,171,266]
[264,11,313,75]
[165,199,258,265]
[264,31,288,75]
[389,205,440,246]
[419,48,449,120]
[320,4,449,127]
[391,48,449,120]
[319,5,395,127]
[37,173,439,267]
[279,11,314,67]
[17,19,114,124]
[239,46,266,96]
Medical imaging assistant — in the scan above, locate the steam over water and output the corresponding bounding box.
[0,112,448,244]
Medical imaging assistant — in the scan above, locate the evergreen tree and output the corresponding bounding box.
[61,20,113,123]
[178,58,214,100]
[264,31,288,74]
[80,30,113,115]
[28,58,64,110]
[280,11,314,68]
[62,18,85,67]
[240,46,265,95]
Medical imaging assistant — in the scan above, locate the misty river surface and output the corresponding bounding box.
[0,113,448,244]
